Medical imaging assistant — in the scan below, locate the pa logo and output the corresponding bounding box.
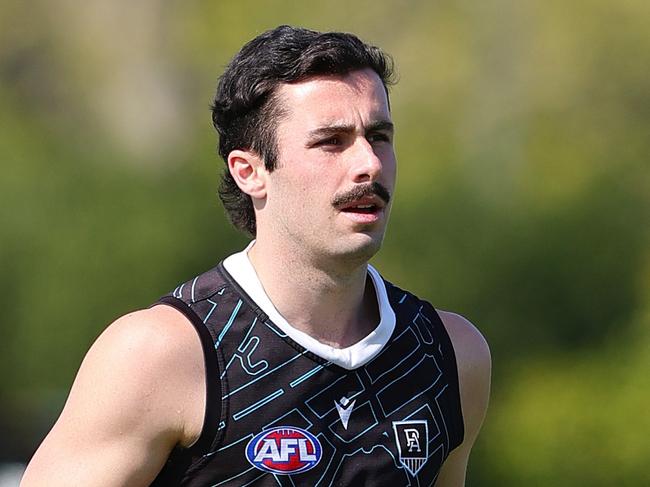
[246,426,322,475]
[392,420,429,476]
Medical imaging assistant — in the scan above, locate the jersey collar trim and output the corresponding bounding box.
[222,241,396,370]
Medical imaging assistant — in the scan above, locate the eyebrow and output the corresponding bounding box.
[306,120,394,142]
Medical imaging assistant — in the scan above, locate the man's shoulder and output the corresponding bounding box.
[20,306,206,486]
[436,310,490,367]
[436,310,491,449]
[164,262,230,304]
[102,306,201,360]
[80,305,207,445]
[381,278,491,395]
[378,274,488,351]
[89,306,206,407]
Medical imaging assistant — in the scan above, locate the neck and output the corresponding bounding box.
[247,238,379,348]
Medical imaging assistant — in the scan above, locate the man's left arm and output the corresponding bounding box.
[435,311,492,486]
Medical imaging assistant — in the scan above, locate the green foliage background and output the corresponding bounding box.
[1,1,649,484]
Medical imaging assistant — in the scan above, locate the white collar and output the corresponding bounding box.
[222,242,396,370]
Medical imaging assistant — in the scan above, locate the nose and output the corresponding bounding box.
[350,138,383,183]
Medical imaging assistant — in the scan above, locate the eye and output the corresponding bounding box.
[311,135,345,151]
[367,132,391,143]
[318,136,342,146]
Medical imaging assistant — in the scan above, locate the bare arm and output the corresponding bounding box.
[21,305,206,487]
[435,311,491,487]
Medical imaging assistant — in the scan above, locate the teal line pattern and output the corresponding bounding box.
[233,388,284,421]
[215,299,243,349]
[289,364,326,388]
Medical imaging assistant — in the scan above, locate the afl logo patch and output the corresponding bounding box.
[245,426,322,475]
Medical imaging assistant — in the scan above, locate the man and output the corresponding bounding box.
[22,26,490,486]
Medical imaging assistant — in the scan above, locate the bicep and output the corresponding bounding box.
[22,416,172,486]
[22,309,202,486]
[436,310,492,486]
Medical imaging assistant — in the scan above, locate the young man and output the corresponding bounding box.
[22,26,490,486]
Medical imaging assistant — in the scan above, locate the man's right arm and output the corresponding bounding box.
[21,305,206,487]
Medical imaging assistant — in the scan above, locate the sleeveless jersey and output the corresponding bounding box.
[151,258,463,486]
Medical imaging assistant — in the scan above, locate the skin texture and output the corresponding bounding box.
[435,311,492,485]
[233,68,396,347]
[20,306,206,486]
[21,69,490,487]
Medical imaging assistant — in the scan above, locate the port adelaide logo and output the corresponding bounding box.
[393,420,429,476]
[246,426,322,475]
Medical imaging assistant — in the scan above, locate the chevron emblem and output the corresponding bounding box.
[334,396,356,430]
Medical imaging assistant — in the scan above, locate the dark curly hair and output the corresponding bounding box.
[211,25,396,236]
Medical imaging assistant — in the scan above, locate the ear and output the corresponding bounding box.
[227,149,267,200]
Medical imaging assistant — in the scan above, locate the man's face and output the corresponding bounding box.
[262,68,397,266]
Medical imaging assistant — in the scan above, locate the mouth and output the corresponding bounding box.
[342,205,378,214]
[336,196,386,224]
[332,183,391,225]
[338,196,384,214]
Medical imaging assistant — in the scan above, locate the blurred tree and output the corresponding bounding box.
[1,0,648,485]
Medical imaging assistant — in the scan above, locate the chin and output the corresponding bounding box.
[333,231,385,264]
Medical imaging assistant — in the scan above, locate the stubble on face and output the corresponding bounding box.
[259,69,397,270]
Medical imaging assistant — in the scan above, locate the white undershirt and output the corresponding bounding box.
[222,242,396,370]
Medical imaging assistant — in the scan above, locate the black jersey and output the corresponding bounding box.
[151,256,463,486]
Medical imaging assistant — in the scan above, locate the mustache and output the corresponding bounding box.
[331,182,391,208]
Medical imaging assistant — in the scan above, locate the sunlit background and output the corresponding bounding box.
[1,1,649,485]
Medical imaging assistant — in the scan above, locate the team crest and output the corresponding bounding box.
[392,420,428,476]
[246,426,322,475]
